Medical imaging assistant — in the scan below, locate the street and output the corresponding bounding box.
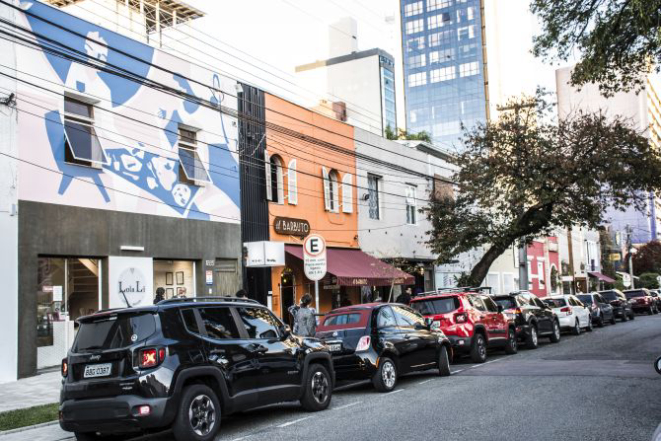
[7,314,660,441]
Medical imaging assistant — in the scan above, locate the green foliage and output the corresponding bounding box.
[599,230,617,281]
[424,91,661,285]
[397,129,432,143]
[638,272,660,289]
[531,0,661,95]
[632,240,661,275]
[385,125,397,140]
[0,403,59,431]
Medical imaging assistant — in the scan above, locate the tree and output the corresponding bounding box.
[632,240,661,275]
[424,91,661,286]
[385,125,397,141]
[638,272,660,289]
[599,229,617,280]
[531,0,661,95]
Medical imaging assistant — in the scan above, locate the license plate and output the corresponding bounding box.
[328,343,342,352]
[84,363,112,378]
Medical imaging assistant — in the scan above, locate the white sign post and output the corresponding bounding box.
[303,234,327,309]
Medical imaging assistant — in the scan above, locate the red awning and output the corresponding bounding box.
[588,272,616,283]
[285,245,415,287]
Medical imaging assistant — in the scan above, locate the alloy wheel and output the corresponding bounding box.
[311,371,329,404]
[510,330,517,352]
[553,322,560,340]
[531,327,538,346]
[188,394,216,437]
[477,336,487,359]
[382,361,396,389]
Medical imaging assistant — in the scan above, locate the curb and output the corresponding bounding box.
[0,420,59,437]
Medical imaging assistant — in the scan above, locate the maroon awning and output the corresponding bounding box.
[588,272,616,283]
[285,245,415,287]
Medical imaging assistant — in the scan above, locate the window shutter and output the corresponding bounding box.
[264,151,272,201]
[288,159,298,205]
[322,166,331,211]
[342,173,353,213]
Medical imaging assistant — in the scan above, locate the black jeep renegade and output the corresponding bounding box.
[59,297,334,441]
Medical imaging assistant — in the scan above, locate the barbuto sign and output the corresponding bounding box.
[303,234,327,281]
[108,256,154,308]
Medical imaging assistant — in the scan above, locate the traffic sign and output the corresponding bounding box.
[303,234,327,281]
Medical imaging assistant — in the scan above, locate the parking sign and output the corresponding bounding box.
[303,234,327,281]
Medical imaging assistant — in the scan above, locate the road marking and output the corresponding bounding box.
[418,378,435,385]
[451,369,464,374]
[333,401,362,410]
[277,416,312,428]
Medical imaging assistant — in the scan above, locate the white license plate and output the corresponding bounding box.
[84,363,112,378]
[328,343,342,352]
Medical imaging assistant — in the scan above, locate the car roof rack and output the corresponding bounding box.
[413,286,492,298]
[157,296,260,305]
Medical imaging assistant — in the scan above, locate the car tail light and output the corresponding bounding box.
[560,307,572,314]
[61,359,68,378]
[514,308,522,315]
[138,405,151,416]
[355,336,371,352]
[455,313,468,323]
[139,347,166,369]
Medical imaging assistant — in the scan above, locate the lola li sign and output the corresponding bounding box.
[303,234,327,281]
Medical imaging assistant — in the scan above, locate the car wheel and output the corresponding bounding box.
[549,320,561,343]
[470,333,488,363]
[504,328,518,354]
[172,384,221,441]
[373,357,398,392]
[525,325,538,350]
[300,363,332,411]
[586,316,593,332]
[572,319,581,335]
[437,346,451,376]
[630,311,635,320]
[597,313,605,328]
[621,311,628,322]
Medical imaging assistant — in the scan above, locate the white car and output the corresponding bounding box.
[542,295,592,335]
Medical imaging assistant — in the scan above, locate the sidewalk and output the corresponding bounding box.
[0,371,61,413]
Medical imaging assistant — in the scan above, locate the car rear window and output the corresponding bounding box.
[493,297,517,310]
[624,290,646,299]
[74,313,156,352]
[318,310,369,331]
[410,297,460,315]
[323,313,362,327]
[599,290,619,301]
[543,298,567,308]
[577,295,593,305]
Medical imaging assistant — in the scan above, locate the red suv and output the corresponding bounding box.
[409,290,516,363]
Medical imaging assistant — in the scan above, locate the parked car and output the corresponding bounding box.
[598,289,635,321]
[492,291,561,348]
[59,297,334,441]
[577,292,616,327]
[542,295,592,335]
[315,303,452,392]
[409,290,517,363]
[623,289,658,315]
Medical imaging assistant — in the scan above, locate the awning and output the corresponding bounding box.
[588,272,616,283]
[285,245,415,287]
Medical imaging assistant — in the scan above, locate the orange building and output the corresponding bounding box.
[264,94,412,319]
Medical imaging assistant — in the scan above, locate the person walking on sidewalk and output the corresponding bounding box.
[288,294,317,337]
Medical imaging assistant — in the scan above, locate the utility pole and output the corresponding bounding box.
[627,225,635,289]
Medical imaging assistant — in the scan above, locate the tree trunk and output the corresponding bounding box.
[469,244,509,287]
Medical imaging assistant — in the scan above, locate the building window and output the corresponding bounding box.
[404,1,423,16]
[408,54,426,68]
[323,167,340,212]
[430,66,456,83]
[428,12,451,29]
[405,19,424,35]
[63,97,107,167]
[428,0,452,11]
[342,173,354,213]
[429,30,452,47]
[457,25,475,41]
[408,72,427,87]
[287,159,298,205]
[459,61,480,77]
[368,174,381,220]
[178,126,211,185]
[381,67,397,134]
[407,36,425,52]
[406,185,417,225]
[266,154,284,204]
[429,48,455,64]
[538,261,545,287]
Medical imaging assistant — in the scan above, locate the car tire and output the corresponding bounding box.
[586,317,593,332]
[172,384,221,441]
[572,319,581,335]
[630,311,635,320]
[597,313,605,328]
[373,357,398,392]
[621,312,628,322]
[504,328,517,354]
[437,346,451,376]
[300,363,332,411]
[470,333,488,363]
[549,320,561,343]
[525,325,538,350]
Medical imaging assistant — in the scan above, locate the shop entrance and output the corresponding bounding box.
[154,260,195,299]
[37,257,101,369]
[280,267,295,326]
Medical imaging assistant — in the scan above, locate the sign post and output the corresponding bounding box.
[303,234,327,310]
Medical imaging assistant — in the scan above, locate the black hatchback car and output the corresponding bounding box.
[577,293,616,326]
[598,289,635,321]
[492,291,561,349]
[315,303,452,392]
[59,297,334,441]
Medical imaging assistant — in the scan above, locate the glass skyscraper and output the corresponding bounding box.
[400,0,487,151]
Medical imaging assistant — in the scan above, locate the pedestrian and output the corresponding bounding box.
[153,287,165,304]
[288,294,317,337]
[235,289,248,299]
[396,287,412,305]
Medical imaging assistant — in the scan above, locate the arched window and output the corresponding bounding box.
[265,153,284,204]
[323,167,340,212]
[287,159,298,205]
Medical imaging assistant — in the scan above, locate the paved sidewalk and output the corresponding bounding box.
[0,423,71,441]
[0,371,61,413]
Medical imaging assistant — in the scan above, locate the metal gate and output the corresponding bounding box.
[214,259,240,296]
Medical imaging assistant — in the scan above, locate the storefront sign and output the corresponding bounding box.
[304,234,327,281]
[244,241,285,268]
[53,286,63,302]
[274,217,310,238]
[109,256,153,308]
[323,284,341,290]
[206,270,213,285]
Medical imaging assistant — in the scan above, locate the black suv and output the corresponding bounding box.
[492,291,561,349]
[598,289,635,321]
[59,298,334,441]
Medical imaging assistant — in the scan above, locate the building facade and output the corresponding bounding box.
[2,0,242,380]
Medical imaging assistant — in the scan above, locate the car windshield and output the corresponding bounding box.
[577,295,593,305]
[493,297,517,310]
[624,290,646,299]
[410,297,459,315]
[74,313,156,352]
[543,298,567,308]
[599,291,619,301]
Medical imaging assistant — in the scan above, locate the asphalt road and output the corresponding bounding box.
[5,314,661,441]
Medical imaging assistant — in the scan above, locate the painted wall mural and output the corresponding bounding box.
[17,0,240,223]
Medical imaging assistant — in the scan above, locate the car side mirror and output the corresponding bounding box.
[280,325,291,339]
[424,317,433,328]
[497,305,503,313]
